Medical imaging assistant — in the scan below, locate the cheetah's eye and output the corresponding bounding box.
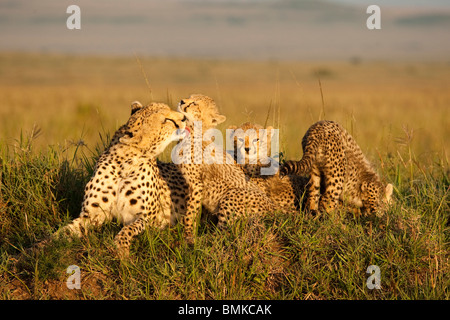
[238,138,244,143]
[164,118,179,129]
[183,102,197,112]
[252,138,259,143]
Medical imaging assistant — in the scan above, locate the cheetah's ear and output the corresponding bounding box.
[130,101,143,115]
[385,183,393,200]
[212,114,226,125]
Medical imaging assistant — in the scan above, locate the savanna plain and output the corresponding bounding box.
[0,53,448,299]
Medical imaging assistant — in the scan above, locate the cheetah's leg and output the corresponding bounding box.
[319,173,343,214]
[53,173,117,240]
[54,208,112,239]
[32,216,90,252]
[114,216,148,259]
[54,217,87,238]
[182,174,203,244]
[306,167,321,213]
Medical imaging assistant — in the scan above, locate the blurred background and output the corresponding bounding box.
[0,0,450,60]
[0,0,449,160]
[1,0,449,59]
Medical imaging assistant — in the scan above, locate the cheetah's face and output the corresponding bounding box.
[119,102,187,155]
[178,94,226,130]
[361,181,394,214]
[228,122,274,164]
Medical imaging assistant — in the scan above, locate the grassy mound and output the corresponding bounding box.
[0,131,448,299]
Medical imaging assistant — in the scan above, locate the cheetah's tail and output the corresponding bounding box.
[280,157,312,176]
[280,130,319,177]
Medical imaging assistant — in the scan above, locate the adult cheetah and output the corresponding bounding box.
[281,120,393,215]
[106,97,275,243]
[54,102,188,257]
[228,121,307,211]
[175,94,278,236]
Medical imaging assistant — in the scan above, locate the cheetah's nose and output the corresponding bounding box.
[244,147,250,153]
[179,99,185,106]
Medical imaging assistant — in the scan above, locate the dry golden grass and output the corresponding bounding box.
[0,52,448,165]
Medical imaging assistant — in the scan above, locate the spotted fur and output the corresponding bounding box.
[228,122,308,211]
[176,94,279,235]
[281,120,393,215]
[54,103,188,258]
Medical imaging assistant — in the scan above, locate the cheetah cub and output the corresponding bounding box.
[227,122,277,177]
[281,120,393,215]
[54,103,188,258]
[228,122,307,211]
[175,94,278,234]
